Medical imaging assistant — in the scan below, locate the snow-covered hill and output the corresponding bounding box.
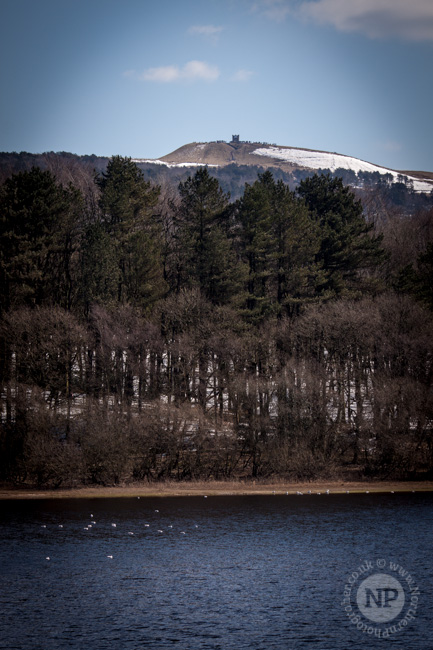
[133,141,433,193]
[252,147,433,193]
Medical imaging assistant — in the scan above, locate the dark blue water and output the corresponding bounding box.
[0,493,432,650]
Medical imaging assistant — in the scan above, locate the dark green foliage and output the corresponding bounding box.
[396,243,433,310]
[97,156,166,309]
[174,168,246,306]
[0,167,83,313]
[237,171,326,320]
[237,171,278,320]
[98,156,159,228]
[297,174,386,296]
[79,223,119,314]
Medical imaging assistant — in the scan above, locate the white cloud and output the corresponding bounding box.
[298,0,433,41]
[138,61,220,83]
[252,0,293,22]
[188,25,224,42]
[253,0,433,40]
[181,60,220,81]
[231,69,254,82]
[140,65,180,82]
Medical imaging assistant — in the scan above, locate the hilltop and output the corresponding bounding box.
[1,141,432,213]
[134,138,433,193]
[156,140,284,168]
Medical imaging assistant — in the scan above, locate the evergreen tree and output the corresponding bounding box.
[269,176,326,315]
[236,171,277,321]
[175,168,245,306]
[0,167,84,392]
[0,167,83,313]
[297,173,386,296]
[79,222,119,315]
[396,243,433,310]
[237,171,324,321]
[97,156,166,310]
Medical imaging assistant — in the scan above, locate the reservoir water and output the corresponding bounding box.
[0,493,432,649]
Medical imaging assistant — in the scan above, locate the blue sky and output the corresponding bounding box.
[1,0,432,171]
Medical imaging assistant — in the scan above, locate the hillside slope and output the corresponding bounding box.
[135,141,433,193]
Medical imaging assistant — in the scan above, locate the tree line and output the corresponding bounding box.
[1,157,432,486]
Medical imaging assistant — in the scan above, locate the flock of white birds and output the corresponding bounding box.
[40,489,415,561]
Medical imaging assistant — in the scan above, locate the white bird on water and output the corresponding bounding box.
[111,523,117,527]
[107,555,113,559]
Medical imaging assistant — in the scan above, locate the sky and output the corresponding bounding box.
[1,0,433,171]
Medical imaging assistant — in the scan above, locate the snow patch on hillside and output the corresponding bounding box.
[132,159,218,168]
[252,147,433,193]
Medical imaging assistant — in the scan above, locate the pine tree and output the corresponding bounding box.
[237,171,325,321]
[0,167,84,393]
[236,171,277,321]
[79,222,119,315]
[0,167,83,313]
[297,173,386,297]
[174,168,245,306]
[396,243,433,310]
[97,156,166,310]
[270,177,326,316]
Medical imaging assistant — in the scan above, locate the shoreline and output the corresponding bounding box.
[1,480,433,500]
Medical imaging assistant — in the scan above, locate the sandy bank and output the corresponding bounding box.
[1,480,432,500]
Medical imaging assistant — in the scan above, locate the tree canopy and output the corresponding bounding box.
[297,173,386,296]
[1,161,432,487]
